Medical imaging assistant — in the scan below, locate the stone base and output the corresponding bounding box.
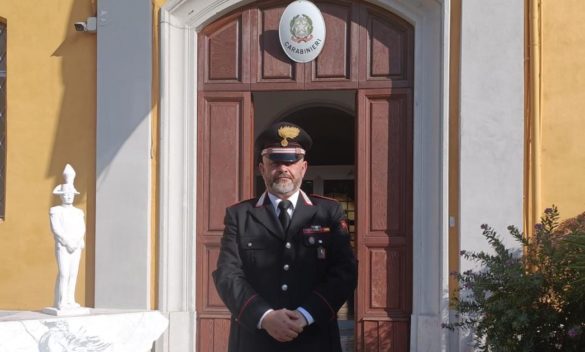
[0,309,168,352]
[41,306,92,316]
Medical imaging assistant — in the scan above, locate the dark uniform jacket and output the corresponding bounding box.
[213,190,357,352]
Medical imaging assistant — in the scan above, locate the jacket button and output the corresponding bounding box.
[283,264,290,271]
[281,284,288,291]
[285,242,292,249]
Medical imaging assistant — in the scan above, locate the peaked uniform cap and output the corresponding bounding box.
[256,122,313,162]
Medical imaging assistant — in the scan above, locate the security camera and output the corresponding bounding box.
[73,17,97,33]
[74,22,87,32]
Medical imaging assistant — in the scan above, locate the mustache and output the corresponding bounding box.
[274,172,292,179]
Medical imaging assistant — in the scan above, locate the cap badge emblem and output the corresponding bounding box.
[278,126,300,147]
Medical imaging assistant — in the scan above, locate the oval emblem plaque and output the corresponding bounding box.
[279,0,326,63]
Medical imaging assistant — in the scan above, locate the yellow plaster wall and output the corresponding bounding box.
[151,0,166,310]
[448,0,462,301]
[540,1,585,219]
[0,1,96,309]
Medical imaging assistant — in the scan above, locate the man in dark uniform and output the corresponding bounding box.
[213,121,357,352]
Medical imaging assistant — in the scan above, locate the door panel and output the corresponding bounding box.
[304,0,359,89]
[358,6,414,88]
[198,10,251,91]
[362,320,409,352]
[196,92,254,351]
[198,318,230,352]
[251,1,304,90]
[356,89,412,351]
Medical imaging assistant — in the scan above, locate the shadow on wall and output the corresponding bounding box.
[49,0,97,307]
[48,0,158,307]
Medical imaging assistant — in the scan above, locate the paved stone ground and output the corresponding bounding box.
[338,320,355,352]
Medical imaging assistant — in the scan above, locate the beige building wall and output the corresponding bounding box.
[151,0,166,310]
[539,1,585,220]
[0,0,96,309]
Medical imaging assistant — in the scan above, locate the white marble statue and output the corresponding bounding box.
[44,164,89,315]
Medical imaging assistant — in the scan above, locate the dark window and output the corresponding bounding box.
[0,19,6,220]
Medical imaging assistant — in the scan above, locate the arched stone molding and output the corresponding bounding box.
[158,0,451,350]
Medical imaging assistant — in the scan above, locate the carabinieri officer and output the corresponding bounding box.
[213,121,357,352]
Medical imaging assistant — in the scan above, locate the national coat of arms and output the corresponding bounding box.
[290,14,313,43]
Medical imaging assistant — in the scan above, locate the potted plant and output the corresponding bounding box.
[444,206,585,351]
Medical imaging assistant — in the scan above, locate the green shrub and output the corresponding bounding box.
[444,206,585,351]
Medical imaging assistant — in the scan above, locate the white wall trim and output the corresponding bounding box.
[157,5,197,352]
[441,1,454,350]
[95,0,153,310]
[159,0,450,351]
[458,1,525,347]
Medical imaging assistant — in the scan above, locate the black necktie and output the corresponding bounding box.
[278,200,292,231]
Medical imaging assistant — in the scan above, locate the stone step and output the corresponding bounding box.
[338,320,354,352]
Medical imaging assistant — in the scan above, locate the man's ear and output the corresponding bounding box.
[300,160,308,176]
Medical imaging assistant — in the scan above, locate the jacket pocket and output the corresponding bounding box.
[238,236,276,269]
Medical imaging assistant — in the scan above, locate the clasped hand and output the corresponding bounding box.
[261,309,307,342]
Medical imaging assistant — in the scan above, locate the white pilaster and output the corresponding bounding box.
[157,3,198,351]
[95,0,152,308]
[459,0,525,277]
[458,1,525,349]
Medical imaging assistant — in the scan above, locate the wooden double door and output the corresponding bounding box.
[196,1,413,351]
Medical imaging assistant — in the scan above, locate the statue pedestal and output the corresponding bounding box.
[0,309,168,352]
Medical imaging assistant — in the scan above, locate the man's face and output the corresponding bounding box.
[259,156,307,198]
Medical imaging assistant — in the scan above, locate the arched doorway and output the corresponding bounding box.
[195,1,413,350]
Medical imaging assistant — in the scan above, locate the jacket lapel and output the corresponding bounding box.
[287,191,317,240]
[248,192,285,241]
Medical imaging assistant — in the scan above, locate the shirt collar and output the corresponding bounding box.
[267,190,300,214]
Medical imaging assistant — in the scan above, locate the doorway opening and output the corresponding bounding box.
[253,90,356,351]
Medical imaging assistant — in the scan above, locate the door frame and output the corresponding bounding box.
[158,0,451,351]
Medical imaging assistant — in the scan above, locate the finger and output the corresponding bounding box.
[284,309,300,319]
[281,321,302,334]
[287,321,303,333]
[276,331,296,342]
[294,311,308,327]
[283,314,304,332]
[274,335,288,342]
[279,325,298,337]
[269,330,289,342]
[285,330,298,340]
